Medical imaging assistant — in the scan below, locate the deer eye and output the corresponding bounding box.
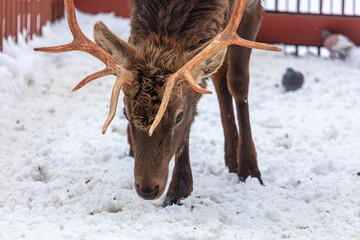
[175,112,184,125]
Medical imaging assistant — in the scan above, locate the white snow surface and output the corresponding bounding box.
[1,12,360,240]
[348,47,360,67]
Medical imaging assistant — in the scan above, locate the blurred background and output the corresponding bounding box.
[1,0,360,56]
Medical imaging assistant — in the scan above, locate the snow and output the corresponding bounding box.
[348,47,360,67]
[1,11,360,240]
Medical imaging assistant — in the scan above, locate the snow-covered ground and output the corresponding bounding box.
[1,11,360,240]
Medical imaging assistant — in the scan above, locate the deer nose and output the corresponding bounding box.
[136,184,159,200]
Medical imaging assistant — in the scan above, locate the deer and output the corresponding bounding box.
[35,0,281,206]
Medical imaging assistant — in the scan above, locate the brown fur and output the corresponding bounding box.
[94,0,265,204]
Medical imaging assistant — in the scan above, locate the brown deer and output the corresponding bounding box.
[35,0,281,205]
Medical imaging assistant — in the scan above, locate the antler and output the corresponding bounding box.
[148,0,282,136]
[34,0,133,134]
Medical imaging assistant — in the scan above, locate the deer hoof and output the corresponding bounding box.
[238,167,264,186]
[227,158,238,173]
[162,197,183,207]
[238,175,247,183]
[239,174,264,186]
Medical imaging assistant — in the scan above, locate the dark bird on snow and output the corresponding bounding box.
[282,68,304,91]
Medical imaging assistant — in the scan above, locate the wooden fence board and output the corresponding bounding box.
[0,0,3,51]
[5,0,11,38]
[72,0,360,48]
[74,0,131,18]
[20,0,26,33]
[25,0,30,38]
[16,0,21,40]
[29,0,35,38]
[11,0,17,41]
[0,0,64,51]
[36,0,41,35]
[257,12,360,47]
[51,0,55,22]
[56,0,62,20]
[1,0,360,51]
[59,0,64,18]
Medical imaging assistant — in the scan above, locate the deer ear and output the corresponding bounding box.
[94,21,136,65]
[191,48,227,82]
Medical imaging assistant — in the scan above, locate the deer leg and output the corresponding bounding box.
[226,6,263,185]
[127,124,134,157]
[227,46,263,185]
[163,132,193,206]
[212,61,238,173]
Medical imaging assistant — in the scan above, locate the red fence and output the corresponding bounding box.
[73,0,360,54]
[258,0,360,54]
[263,0,359,15]
[0,0,64,51]
[257,13,360,46]
[1,0,360,54]
[74,0,130,18]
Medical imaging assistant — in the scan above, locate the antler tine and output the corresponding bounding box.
[102,76,127,134]
[34,0,134,134]
[149,0,282,136]
[72,67,113,92]
[148,68,211,136]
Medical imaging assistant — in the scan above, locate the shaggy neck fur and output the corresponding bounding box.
[125,0,242,129]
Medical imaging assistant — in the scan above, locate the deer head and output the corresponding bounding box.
[35,0,281,200]
[93,21,230,199]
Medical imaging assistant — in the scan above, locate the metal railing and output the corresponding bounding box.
[0,0,64,51]
[260,0,360,55]
[263,0,359,16]
[1,0,359,55]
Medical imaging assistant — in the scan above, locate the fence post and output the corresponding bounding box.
[40,0,49,35]
[16,0,21,41]
[60,0,64,18]
[30,0,37,38]
[24,0,29,38]
[20,0,25,35]
[0,0,4,51]
[51,0,55,22]
[12,0,17,42]
[55,0,60,20]
[320,0,323,14]
[5,0,11,39]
